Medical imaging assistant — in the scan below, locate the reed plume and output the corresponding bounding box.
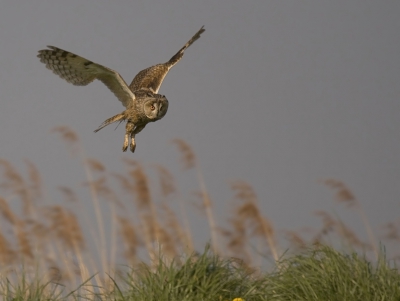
[323,179,378,259]
[173,139,219,253]
[231,180,279,263]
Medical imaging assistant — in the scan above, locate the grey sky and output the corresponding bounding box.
[0,1,399,253]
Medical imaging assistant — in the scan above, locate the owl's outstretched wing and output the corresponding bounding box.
[37,46,135,108]
[129,26,205,94]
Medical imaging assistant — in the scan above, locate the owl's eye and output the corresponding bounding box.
[147,93,153,97]
[150,105,155,111]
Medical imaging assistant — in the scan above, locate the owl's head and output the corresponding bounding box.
[142,94,169,121]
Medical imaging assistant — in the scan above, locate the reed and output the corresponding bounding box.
[0,127,396,299]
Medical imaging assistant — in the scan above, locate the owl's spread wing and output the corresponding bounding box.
[37,46,135,107]
[129,26,205,94]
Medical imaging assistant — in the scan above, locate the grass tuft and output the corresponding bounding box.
[0,127,398,300]
[265,245,400,300]
[118,245,266,301]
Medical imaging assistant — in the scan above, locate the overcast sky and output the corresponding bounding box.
[0,1,399,256]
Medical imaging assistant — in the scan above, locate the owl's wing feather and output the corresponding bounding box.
[37,46,135,107]
[129,26,205,94]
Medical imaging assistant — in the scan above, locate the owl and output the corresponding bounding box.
[37,26,205,152]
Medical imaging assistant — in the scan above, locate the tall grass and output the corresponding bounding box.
[0,126,398,299]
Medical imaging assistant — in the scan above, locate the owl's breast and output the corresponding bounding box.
[123,107,142,124]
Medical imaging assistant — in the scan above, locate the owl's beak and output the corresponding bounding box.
[158,103,164,116]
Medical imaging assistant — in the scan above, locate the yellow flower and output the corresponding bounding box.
[232,298,244,301]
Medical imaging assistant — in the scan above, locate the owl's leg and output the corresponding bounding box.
[123,122,135,152]
[130,124,146,153]
[129,136,136,153]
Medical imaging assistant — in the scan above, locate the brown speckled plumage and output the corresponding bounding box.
[129,26,205,93]
[37,26,205,152]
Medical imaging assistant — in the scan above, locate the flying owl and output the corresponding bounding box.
[37,26,205,152]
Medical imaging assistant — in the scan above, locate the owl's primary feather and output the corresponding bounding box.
[129,26,205,93]
[37,26,205,152]
[37,46,135,108]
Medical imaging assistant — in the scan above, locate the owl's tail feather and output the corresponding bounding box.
[94,112,125,133]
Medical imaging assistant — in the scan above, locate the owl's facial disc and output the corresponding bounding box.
[144,96,168,120]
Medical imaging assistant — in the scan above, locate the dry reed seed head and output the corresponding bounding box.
[314,210,336,231]
[51,126,79,143]
[382,222,400,241]
[154,165,176,197]
[312,224,334,242]
[16,220,33,259]
[46,205,66,236]
[86,158,106,173]
[337,221,368,248]
[148,220,179,260]
[160,203,185,245]
[130,164,152,210]
[0,197,18,225]
[202,192,212,208]
[224,218,250,261]
[236,202,259,220]
[0,230,16,264]
[47,205,85,251]
[231,180,257,202]
[51,126,80,155]
[25,159,43,200]
[323,179,357,207]
[112,173,135,192]
[105,189,126,210]
[284,230,307,249]
[190,196,207,215]
[226,219,247,248]
[323,178,343,189]
[87,176,126,209]
[47,265,63,283]
[245,211,275,240]
[258,215,275,238]
[0,160,24,187]
[225,220,253,265]
[237,261,259,278]
[0,160,34,216]
[336,189,356,206]
[172,139,196,170]
[234,200,277,255]
[192,190,213,209]
[142,213,158,242]
[21,192,34,217]
[83,176,107,193]
[313,211,368,248]
[155,220,178,259]
[30,221,49,240]
[58,186,78,202]
[122,157,138,167]
[218,227,233,238]
[118,216,140,262]
[65,211,85,250]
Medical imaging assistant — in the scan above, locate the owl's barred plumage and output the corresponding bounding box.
[129,26,205,93]
[37,46,136,108]
[37,26,205,152]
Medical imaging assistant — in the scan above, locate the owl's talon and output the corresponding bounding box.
[130,134,136,152]
[122,134,129,152]
[37,27,204,153]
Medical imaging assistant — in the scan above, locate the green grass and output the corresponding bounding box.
[3,245,398,301]
[264,245,400,301]
[0,133,399,300]
[114,245,266,301]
